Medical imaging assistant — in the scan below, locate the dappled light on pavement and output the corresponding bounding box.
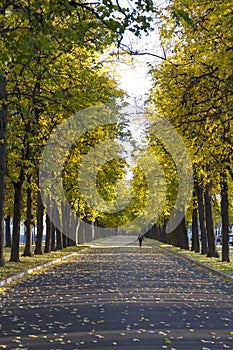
[0,241,233,349]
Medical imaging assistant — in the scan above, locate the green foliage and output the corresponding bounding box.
[150,0,233,187]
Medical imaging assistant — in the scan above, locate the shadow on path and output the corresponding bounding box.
[0,239,233,349]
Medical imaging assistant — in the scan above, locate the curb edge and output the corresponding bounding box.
[0,247,90,288]
[158,244,233,284]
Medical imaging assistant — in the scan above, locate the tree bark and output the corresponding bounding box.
[54,203,63,250]
[34,190,44,255]
[220,172,230,262]
[50,199,56,251]
[0,74,7,267]
[51,221,56,251]
[67,212,76,246]
[196,184,208,254]
[191,206,200,253]
[78,220,86,244]
[5,216,11,247]
[10,167,25,262]
[179,215,189,250]
[23,178,34,257]
[44,199,52,253]
[61,201,67,248]
[204,182,219,258]
[56,226,63,250]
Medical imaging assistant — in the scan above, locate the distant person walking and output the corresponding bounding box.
[138,235,144,247]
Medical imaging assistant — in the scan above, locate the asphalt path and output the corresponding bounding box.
[0,237,233,349]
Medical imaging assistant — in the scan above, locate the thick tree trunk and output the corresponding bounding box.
[10,167,25,262]
[0,75,7,267]
[196,184,208,255]
[34,190,44,255]
[169,210,189,249]
[170,226,179,247]
[23,180,34,257]
[204,182,219,258]
[179,215,189,250]
[220,172,230,262]
[159,223,167,243]
[5,216,11,247]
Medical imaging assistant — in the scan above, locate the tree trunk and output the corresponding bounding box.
[55,227,63,250]
[54,202,63,250]
[34,190,44,255]
[179,215,189,250]
[204,182,219,258]
[44,211,52,253]
[75,217,81,244]
[191,207,200,253]
[67,212,76,246]
[62,233,67,248]
[196,184,208,255]
[5,216,11,247]
[220,172,230,262]
[170,226,179,247]
[91,222,95,241]
[0,74,7,267]
[61,201,67,248]
[10,167,25,262]
[78,220,86,244]
[51,221,56,251]
[23,179,34,257]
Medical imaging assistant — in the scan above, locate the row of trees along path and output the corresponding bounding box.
[0,0,232,268]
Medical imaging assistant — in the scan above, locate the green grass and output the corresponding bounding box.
[0,244,89,281]
[149,238,233,278]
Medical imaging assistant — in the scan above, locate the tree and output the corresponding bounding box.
[0,75,7,266]
[149,0,232,259]
[0,0,159,263]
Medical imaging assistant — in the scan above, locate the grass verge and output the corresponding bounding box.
[148,239,233,278]
[0,244,89,281]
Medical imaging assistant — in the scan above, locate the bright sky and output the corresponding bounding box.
[114,29,163,106]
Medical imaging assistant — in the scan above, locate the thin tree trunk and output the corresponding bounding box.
[55,226,62,250]
[196,184,208,255]
[51,221,56,251]
[34,190,44,255]
[78,220,86,244]
[204,182,219,258]
[191,207,200,253]
[67,211,76,246]
[0,74,7,267]
[5,216,11,247]
[44,212,52,253]
[220,172,230,262]
[54,199,62,250]
[61,201,67,248]
[62,233,67,248]
[10,167,25,262]
[23,179,34,257]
